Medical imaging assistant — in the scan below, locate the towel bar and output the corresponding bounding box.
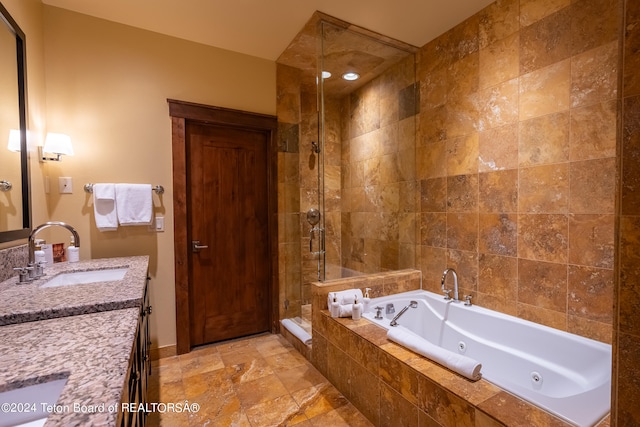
[84,183,164,195]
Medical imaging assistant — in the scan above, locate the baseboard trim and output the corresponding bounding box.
[150,345,177,361]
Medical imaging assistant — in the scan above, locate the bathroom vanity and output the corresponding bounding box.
[0,256,149,325]
[0,256,151,427]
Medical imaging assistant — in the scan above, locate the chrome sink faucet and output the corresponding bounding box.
[20,222,80,280]
[441,268,459,301]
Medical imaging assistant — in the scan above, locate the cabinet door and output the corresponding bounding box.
[120,334,138,427]
[137,277,151,426]
[120,278,151,427]
[130,327,141,427]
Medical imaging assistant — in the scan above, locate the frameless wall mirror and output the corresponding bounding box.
[0,1,29,243]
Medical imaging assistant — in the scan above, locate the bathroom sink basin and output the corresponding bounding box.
[40,268,128,288]
[0,378,67,427]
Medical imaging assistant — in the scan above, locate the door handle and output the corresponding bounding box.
[192,240,209,252]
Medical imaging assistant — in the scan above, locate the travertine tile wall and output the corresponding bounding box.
[297,81,322,289]
[278,0,621,343]
[318,96,343,280]
[277,60,337,318]
[417,0,618,343]
[340,55,418,274]
[277,64,303,321]
[614,0,640,424]
[276,0,640,423]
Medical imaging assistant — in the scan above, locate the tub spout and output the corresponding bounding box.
[389,300,417,327]
[441,268,459,301]
[385,303,395,315]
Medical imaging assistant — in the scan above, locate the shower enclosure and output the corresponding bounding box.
[317,21,418,282]
[276,12,418,337]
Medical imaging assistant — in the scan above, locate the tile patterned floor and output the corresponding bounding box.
[147,333,373,426]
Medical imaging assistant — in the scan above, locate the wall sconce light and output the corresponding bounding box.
[40,132,74,162]
[7,129,21,152]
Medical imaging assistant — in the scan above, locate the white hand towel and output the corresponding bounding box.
[327,288,364,308]
[115,183,153,226]
[387,327,482,381]
[93,183,118,231]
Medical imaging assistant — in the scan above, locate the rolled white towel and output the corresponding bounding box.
[337,304,353,318]
[281,319,312,345]
[387,327,482,381]
[327,288,364,308]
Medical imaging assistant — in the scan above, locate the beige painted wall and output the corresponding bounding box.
[4,4,275,349]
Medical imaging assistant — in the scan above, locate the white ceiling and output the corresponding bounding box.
[41,0,496,61]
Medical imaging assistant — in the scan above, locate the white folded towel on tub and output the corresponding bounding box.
[115,183,153,226]
[327,288,364,308]
[93,183,118,231]
[387,327,482,381]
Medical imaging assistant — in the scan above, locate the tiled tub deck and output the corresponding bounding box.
[310,269,609,427]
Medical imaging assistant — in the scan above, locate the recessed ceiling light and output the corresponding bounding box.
[322,71,332,79]
[342,72,360,81]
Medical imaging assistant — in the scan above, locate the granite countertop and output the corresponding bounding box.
[0,256,149,325]
[0,308,139,426]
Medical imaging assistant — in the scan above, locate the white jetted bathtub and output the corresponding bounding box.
[363,289,611,427]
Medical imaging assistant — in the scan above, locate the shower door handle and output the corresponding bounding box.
[192,240,209,252]
[310,227,325,255]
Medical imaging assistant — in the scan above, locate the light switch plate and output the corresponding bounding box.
[155,216,164,232]
[59,177,73,194]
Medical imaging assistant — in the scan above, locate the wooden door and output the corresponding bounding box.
[187,122,270,346]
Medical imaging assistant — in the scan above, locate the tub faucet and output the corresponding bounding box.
[28,221,80,265]
[441,268,459,301]
[390,300,418,327]
[374,306,384,319]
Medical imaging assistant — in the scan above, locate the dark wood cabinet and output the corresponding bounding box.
[118,277,151,427]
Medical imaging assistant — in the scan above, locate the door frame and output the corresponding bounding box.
[168,99,278,354]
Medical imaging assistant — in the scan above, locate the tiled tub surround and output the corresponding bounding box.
[311,271,610,426]
[363,290,611,427]
[0,309,140,426]
[0,255,149,325]
[315,311,612,427]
